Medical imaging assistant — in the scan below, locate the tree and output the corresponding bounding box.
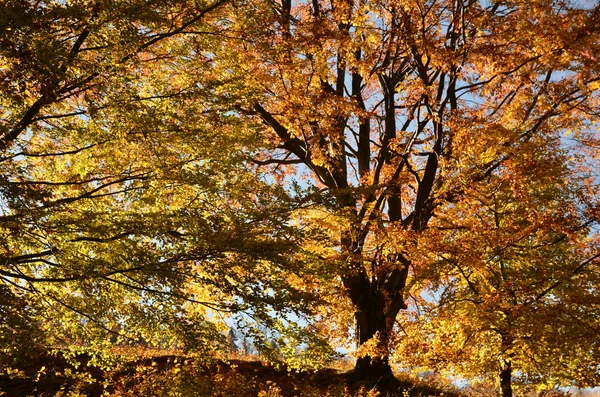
[0,0,231,356]
[392,136,600,396]
[0,0,333,365]
[227,329,240,354]
[3,0,600,388]
[213,0,600,384]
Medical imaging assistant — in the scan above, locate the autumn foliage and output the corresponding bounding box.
[1,0,599,396]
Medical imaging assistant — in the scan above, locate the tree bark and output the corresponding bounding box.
[353,295,394,385]
[499,360,512,397]
[499,333,514,397]
[344,265,406,387]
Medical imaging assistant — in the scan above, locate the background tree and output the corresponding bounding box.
[215,0,600,384]
[392,136,599,396]
[227,329,240,355]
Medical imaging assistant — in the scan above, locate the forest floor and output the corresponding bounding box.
[0,350,462,397]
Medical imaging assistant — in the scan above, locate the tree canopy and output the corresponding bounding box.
[214,0,600,389]
[0,0,334,368]
[1,0,599,394]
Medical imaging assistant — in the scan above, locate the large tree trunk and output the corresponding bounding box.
[353,294,394,384]
[344,264,407,387]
